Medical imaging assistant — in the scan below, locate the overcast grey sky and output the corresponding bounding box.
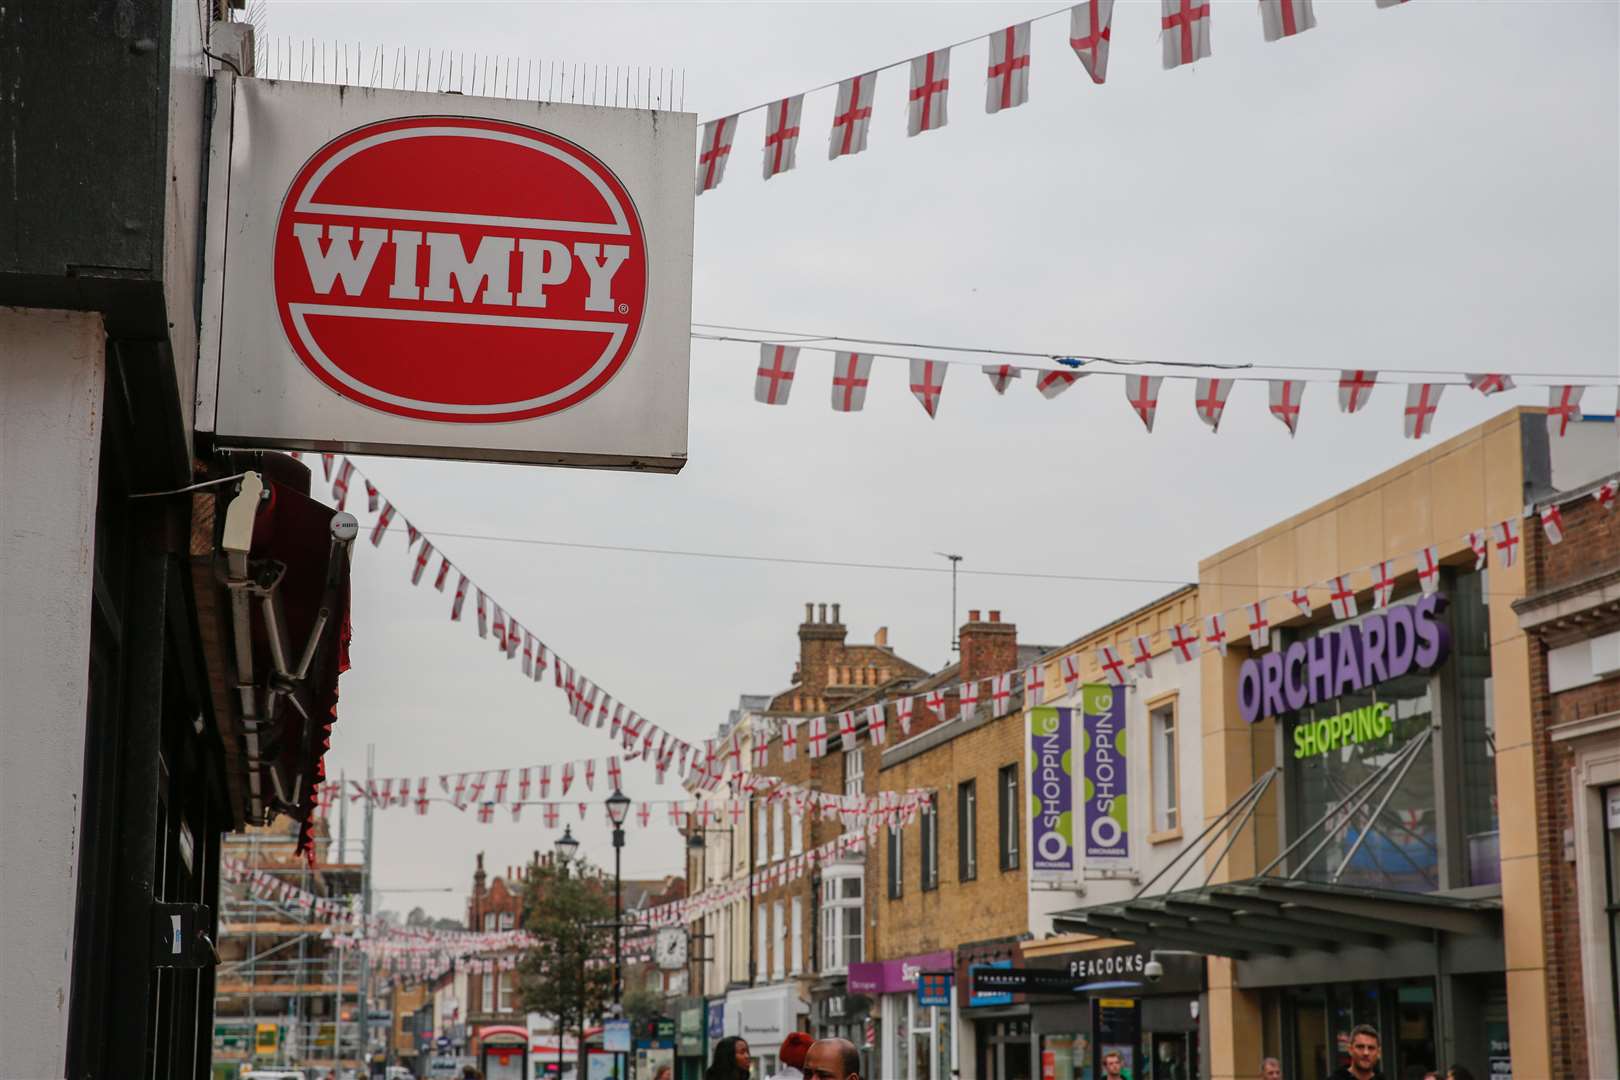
[260,0,1620,919]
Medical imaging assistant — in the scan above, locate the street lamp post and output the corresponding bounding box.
[553,827,579,1080]
[605,789,632,1079]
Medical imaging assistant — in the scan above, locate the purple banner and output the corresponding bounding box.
[847,950,955,994]
[1082,684,1129,861]
[1029,706,1076,881]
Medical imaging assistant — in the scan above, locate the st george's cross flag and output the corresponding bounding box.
[830,352,874,412]
[1338,370,1377,413]
[908,49,951,136]
[984,364,1021,394]
[1203,612,1229,656]
[1416,546,1442,595]
[1268,380,1304,436]
[1403,383,1444,439]
[1194,378,1233,432]
[1037,370,1082,399]
[1161,0,1211,69]
[909,359,947,418]
[1539,504,1566,545]
[756,344,799,405]
[829,72,877,160]
[1259,0,1315,42]
[696,115,737,194]
[1126,375,1163,432]
[1468,373,1515,397]
[1070,0,1114,84]
[1547,385,1585,438]
[986,22,1031,113]
[762,95,803,180]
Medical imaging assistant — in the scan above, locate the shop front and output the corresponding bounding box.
[674,999,706,1080]
[810,981,874,1076]
[724,983,805,1077]
[1021,943,1205,1080]
[474,1024,529,1080]
[850,950,954,1080]
[956,939,1032,1080]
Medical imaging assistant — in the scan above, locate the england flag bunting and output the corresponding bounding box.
[1170,621,1201,663]
[908,49,951,136]
[959,679,980,720]
[1329,574,1359,620]
[434,556,452,592]
[1596,480,1618,511]
[867,703,888,744]
[560,762,575,796]
[989,671,1013,712]
[763,95,803,180]
[476,590,489,637]
[539,765,551,798]
[808,716,829,758]
[1338,370,1377,414]
[909,359,947,417]
[1126,376,1163,432]
[370,501,396,545]
[1194,378,1232,432]
[1246,601,1270,650]
[1061,653,1082,691]
[1416,546,1441,595]
[697,115,737,194]
[924,687,946,715]
[1289,586,1312,618]
[412,541,434,585]
[493,769,509,803]
[584,759,596,792]
[1548,385,1585,437]
[831,352,874,412]
[1097,646,1129,686]
[1204,612,1229,656]
[1070,0,1114,84]
[1492,518,1521,567]
[986,22,1031,113]
[406,521,421,547]
[829,72,877,159]
[783,719,800,762]
[1131,636,1154,677]
[1161,0,1212,69]
[1037,370,1082,399]
[365,480,379,513]
[756,344,799,405]
[1403,383,1444,439]
[753,740,770,769]
[1268,380,1304,436]
[1467,529,1489,570]
[1468,373,1515,397]
[1023,666,1045,706]
[321,453,335,482]
[518,768,531,802]
[332,460,355,509]
[1372,560,1396,608]
[838,711,859,747]
[984,364,1021,394]
[1259,0,1315,42]
[896,696,916,735]
[1539,505,1565,545]
[521,634,534,677]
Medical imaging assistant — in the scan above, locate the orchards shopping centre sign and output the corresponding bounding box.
[200,78,695,471]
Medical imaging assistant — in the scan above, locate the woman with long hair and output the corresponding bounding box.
[705,1036,752,1080]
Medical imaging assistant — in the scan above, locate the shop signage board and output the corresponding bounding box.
[1092,998,1140,1079]
[200,76,696,471]
[1028,706,1077,881]
[848,949,953,994]
[604,1019,632,1053]
[916,972,952,1008]
[967,960,1015,1007]
[1081,685,1130,862]
[1238,594,1451,724]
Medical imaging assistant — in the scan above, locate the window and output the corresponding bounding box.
[791,897,804,975]
[756,802,769,864]
[498,971,513,1012]
[1150,698,1180,835]
[481,971,494,1012]
[844,749,865,798]
[887,825,905,899]
[819,868,864,973]
[958,781,978,881]
[999,764,1021,870]
[921,795,939,891]
[499,910,515,930]
[776,903,787,979]
[757,908,768,980]
[791,811,805,856]
[772,801,785,862]
[483,912,495,931]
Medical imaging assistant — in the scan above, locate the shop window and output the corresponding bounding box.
[844,749,865,798]
[999,764,1021,870]
[819,867,864,973]
[958,780,978,882]
[921,794,939,890]
[772,801,785,863]
[1150,697,1180,836]
[888,824,905,899]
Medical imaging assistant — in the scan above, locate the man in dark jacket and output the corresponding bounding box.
[1328,1026,1385,1080]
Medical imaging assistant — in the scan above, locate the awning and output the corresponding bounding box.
[1052,878,1500,960]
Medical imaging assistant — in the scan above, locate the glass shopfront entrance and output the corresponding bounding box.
[1276,978,1475,1080]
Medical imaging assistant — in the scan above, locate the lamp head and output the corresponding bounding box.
[606,789,632,827]
[554,825,580,865]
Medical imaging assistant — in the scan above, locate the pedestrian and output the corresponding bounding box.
[1446,1067,1476,1080]
[1328,1025,1384,1080]
[772,1031,814,1080]
[1261,1057,1283,1080]
[706,1036,752,1080]
[801,1038,861,1080]
[654,1067,674,1080]
[461,1067,483,1080]
[1101,1049,1127,1079]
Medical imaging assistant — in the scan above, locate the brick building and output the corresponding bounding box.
[1513,469,1620,1078]
[466,853,537,1029]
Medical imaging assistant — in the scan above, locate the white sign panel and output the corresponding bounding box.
[200,77,695,471]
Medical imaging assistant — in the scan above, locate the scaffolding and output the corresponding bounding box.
[213,763,373,1078]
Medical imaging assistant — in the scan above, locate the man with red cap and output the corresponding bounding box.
[771,1031,814,1080]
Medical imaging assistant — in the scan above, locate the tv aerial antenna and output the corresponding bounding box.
[935,552,963,652]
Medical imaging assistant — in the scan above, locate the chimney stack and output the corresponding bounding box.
[805,603,814,624]
[874,626,888,647]
[818,603,828,623]
[959,609,1018,683]
[797,602,848,697]
[832,603,841,624]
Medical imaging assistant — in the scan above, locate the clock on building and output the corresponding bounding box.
[655,927,689,971]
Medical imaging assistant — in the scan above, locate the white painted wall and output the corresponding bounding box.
[1028,653,1206,935]
[0,307,106,1075]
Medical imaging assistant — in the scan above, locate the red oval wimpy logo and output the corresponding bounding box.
[273,117,647,423]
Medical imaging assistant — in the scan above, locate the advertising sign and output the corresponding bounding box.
[967,960,1014,1008]
[916,972,952,1008]
[1028,706,1076,881]
[604,1019,632,1053]
[848,950,953,994]
[1092,998,1140,1079]
[202,77,696,471]
[1081,685,1130,861]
